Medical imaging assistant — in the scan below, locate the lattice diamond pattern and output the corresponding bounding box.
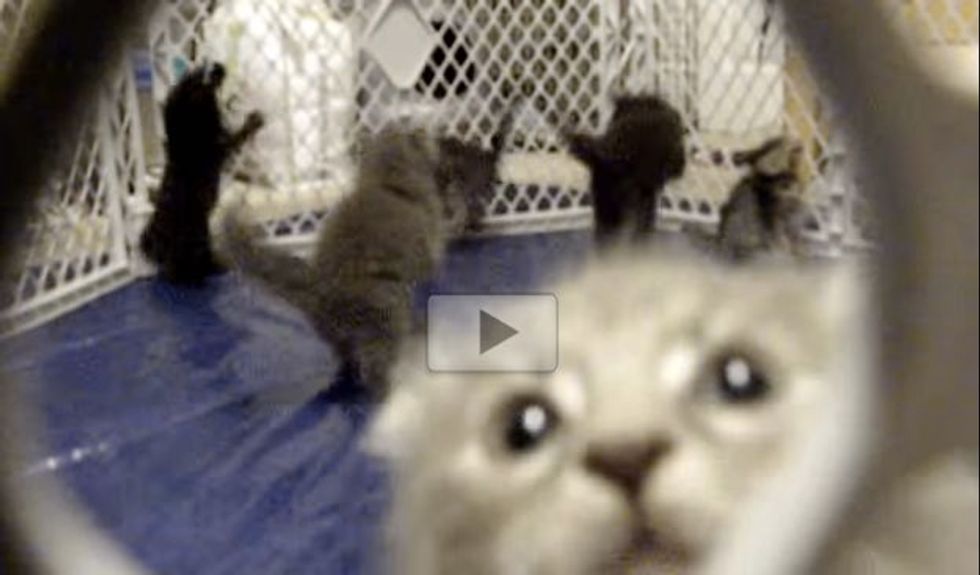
[893,0,978,43]
[6,136,102,300]
[147,0,359,242]
[107,72,146,201]
[3,0,978,332]
[0,58,135,333]
[103,0,980,251]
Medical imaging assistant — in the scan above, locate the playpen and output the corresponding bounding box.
[1,0,976,335]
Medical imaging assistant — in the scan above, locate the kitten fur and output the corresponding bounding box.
[367,250,862,575]
[437,110,513,235]
[218,123,507,395]
[139,62,263,286]
[715,137,806,261]
[567,95,687,248]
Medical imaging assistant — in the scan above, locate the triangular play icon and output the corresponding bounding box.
[479,310,518,354]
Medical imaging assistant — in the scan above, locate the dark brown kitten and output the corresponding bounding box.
[566,95,687,248]
[140,62,263,286]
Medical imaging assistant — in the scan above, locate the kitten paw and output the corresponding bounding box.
[244,111,265,133]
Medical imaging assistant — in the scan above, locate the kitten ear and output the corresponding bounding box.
[733,137,789,170]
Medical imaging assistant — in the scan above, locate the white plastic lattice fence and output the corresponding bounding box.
[137,0,894,244]
[0,58,145,335]
[1,0,976,334]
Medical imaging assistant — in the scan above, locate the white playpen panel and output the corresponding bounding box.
[139,0,856,244]
[1,0,977,334]
[0,49,146,335]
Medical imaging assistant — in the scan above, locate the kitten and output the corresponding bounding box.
[139,62,264,286]
[437,110,514,235]
[567,95,687,248]
[715,137,806,261]
[218,123,507,396]
[367,250,859,575]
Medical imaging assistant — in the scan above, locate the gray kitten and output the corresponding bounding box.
[219,123,507,396]
[716,137,806,261]
[367,251,862,574]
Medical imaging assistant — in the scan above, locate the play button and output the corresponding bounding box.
[427,294,558,372]
[480,310,518,354]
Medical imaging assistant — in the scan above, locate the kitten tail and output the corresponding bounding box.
[216,207,317,313]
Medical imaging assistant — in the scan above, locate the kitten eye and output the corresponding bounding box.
[501,395,560,454]
[714,354,771,404]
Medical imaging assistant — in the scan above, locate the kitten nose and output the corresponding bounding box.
[584,439,671,498]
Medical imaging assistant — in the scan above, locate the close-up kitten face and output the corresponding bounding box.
[368,253,857,575]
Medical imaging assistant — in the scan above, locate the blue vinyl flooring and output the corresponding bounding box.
[1,231,591,575]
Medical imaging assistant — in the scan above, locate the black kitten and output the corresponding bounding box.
[716,137,805,261]
[140,62,264,286]
[567,95,687,248]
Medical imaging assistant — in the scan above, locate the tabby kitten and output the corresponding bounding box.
[716,137,806,261]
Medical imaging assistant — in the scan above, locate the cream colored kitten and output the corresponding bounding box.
[367,251,862,575]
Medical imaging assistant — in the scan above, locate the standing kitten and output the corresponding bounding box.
[139,62,264,286]
[219,124,506,396]
[367,251,859,575]
[437,110,514,235]
[567,96,687,248]
[716,137,806,261]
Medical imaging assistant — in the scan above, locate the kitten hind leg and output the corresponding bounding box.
[354,302,410,397]
[634,191,659,242]
[200,248,226,275]
[355,336,399,398]
[593,210,626,249]
[592,190,630,249]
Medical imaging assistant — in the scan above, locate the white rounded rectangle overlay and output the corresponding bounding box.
[427,294,558,373]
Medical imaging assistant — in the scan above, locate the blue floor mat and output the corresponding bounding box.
[1,231,590,575]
